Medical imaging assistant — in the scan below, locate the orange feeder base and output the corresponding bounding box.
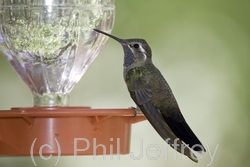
[0,107,146,156]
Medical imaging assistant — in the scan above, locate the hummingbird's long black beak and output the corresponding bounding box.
[93,29,126,44]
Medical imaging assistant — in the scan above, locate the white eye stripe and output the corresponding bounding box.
[138,44,146,53]
[142,53,147,61]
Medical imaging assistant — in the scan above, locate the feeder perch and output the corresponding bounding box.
[0,0,146,156]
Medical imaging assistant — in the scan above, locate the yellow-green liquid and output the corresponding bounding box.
[0,4,114,106]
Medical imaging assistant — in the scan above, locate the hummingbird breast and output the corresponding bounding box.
[124,63,176,109]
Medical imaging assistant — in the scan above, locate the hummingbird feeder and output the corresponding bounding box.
[0,0,145,156]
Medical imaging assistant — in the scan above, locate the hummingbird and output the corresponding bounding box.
[94,29,206,162]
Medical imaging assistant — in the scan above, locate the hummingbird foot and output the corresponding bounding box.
[130,106,142,117]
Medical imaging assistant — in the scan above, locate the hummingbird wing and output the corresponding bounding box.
[127,77,177,139]
[127,72,205,152]
[161,106,206,153]
[126,77,199,162]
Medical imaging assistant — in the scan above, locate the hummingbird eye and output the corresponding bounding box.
[133,44,139,48]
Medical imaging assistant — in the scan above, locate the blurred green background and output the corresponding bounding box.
[0,0,250,166]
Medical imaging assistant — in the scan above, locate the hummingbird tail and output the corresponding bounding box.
[139,102,199,162]
[162,109,206,153]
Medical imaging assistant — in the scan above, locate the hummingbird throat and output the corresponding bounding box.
[123,45,136,67]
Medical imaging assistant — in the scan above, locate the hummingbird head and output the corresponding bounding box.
[94,29,152,68]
